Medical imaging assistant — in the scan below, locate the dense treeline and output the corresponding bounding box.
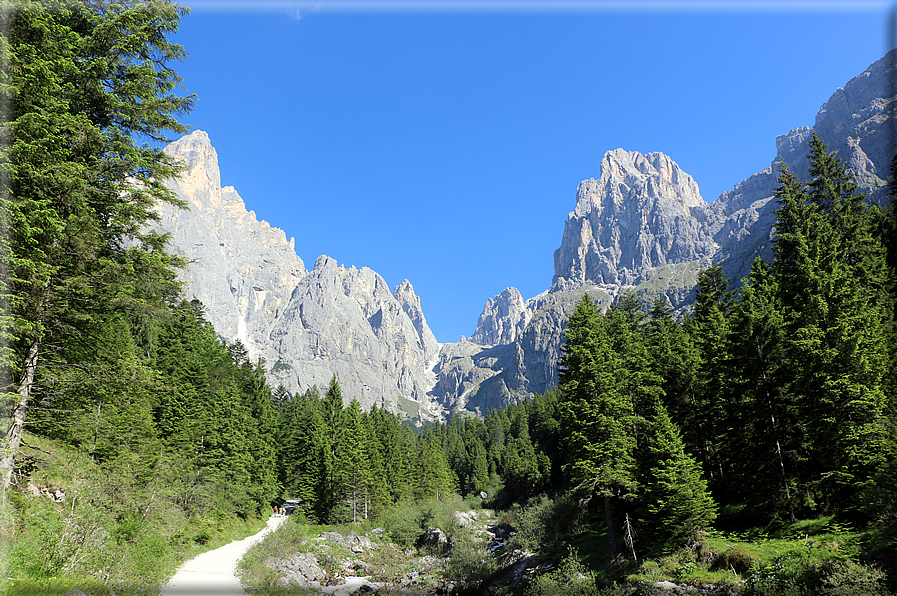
[412,133,897,558]
[276,135,896,560]
[27,300,281,517]
[276,377,455,524]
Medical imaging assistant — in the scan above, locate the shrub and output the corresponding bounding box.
[713,547,758,575]
[818,561,889,596]
[442,528,497,592]
[745,549,823,595]
[525,548,601,596]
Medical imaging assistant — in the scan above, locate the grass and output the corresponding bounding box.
[0,431,270,596]
[500,493,890,594]
[621,516,886,593]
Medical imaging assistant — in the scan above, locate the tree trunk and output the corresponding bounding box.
[1,338,40,491]
[604,494,618,557]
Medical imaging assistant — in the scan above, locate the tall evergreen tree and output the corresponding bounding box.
[558,296,636,557]
[645,298,700,443]
[334,397,369,522]
[688,265,735,484]
[635,399,716,549]
[724,258,801,521]
[1,0,193,490]
[772,137,890,517]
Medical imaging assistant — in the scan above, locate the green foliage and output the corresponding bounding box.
[635,401,716,550]
[559,296,637,501]
[525,548,601,596]
[770,138,892,519]
[379,499,433,547]
[1,0,194,489]
[442,527,498,592]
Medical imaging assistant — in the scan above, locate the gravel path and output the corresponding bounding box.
[161,515,287,596]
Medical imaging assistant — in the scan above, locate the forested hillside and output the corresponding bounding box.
[0,0,282,591]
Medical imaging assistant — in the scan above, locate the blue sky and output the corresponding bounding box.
[170,1,891,343]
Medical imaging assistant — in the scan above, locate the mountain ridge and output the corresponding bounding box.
[157,49,896,420]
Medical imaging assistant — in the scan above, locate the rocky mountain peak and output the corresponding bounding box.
[470,287,531,346]
[596,149,704,210]
[394,280,440,359]
[553,149,716,287]
[156,135,443,419]
[164,130,221,200]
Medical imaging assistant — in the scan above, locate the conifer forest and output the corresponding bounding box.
[1,1,897,594]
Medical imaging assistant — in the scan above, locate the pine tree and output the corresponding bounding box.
[416,437,456,500]
[362,411,391,519]
[317,376,344,522]
[688,265,735,484]
[558,296,636,556]
[645,298,700,446]
[724,258,801,521]
[635,399,716,548]
[0,0,193,490]
[772,137,891,516]
[334,397,368,522]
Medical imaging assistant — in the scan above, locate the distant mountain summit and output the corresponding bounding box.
[158,50,896,420]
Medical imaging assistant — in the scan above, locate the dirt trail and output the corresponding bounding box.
[161,515,287,596]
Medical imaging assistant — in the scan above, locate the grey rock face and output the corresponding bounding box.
[157,132,442,420]
[470,287,531,346]
[552,149,716,288]
[266,255,442,417]
[157,131,307,349]
[264,552,327,587]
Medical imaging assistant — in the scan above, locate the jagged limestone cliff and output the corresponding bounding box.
[156,132,443,420]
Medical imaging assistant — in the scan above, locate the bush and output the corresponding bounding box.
[713,547,759,575]
[818,561,889,596]
[379,500,432,547]
[508,495,557,552]
[508,493,586,555]
[744,548,827,595]
[377,496,469,548]
[526,548,601,596]
[442,528,497,592]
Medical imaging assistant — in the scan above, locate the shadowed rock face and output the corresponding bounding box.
[158,50,896,420]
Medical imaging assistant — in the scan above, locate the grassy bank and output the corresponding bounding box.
[507,495,894,595]
[0,432,269,596]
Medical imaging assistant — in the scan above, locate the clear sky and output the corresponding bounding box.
[170,1,891,343]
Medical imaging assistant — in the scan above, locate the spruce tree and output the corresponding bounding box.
[1,0,193,490]
[688,265,734,485]
[558,296,636,556]
[773,138,890,517]
[337,397,369,522]
[724,258,801,521]
[645,298,700,446]
[635,399,716,549]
